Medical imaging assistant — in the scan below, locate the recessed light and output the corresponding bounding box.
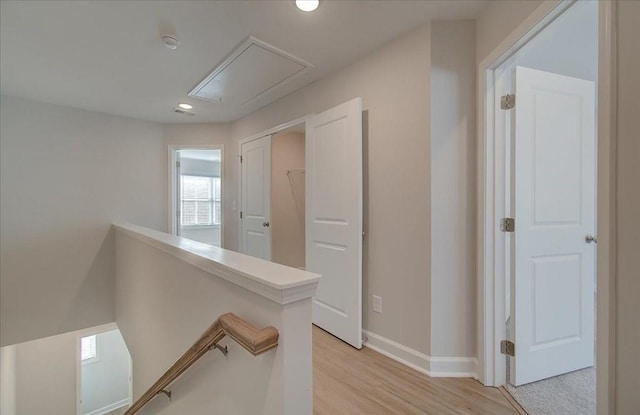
[178,103,193,110]
[296,0,319,12]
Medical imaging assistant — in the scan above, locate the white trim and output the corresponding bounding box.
[363,330,477,378]
[595,1,617,413]
[239,115,311,145]
[188,36,314,107]
[168,144,225,248]
[114,222,320,305]
[476,3,616,413]
[477,0,567,387]
[84,398,131,415]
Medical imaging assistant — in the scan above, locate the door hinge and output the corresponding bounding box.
[176,161,181,168]
[500,217,515,232]
[501,94,516,110]
[240,155,243,163]
[240,211,243,219]
[501,340,515,357]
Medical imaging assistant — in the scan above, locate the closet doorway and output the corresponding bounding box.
[239,124,306,269]
[239,97,364,349]
[271,126,306,269]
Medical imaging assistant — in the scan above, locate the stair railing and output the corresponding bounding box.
[124,313,279,415]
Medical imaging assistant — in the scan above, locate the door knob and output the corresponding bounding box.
[585,234,597,244]
[263,222,270,228]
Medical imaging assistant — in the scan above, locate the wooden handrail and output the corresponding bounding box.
[124,313,279,415]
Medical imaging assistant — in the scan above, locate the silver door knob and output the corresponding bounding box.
[262,222,270,228]
[585,234,597,244]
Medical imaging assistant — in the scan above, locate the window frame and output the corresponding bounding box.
[80,334,99,365]
[168,145,224,248]
[180,175,222,227]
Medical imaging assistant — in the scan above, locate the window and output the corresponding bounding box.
[181,175,221,226]
[81,335,97,363]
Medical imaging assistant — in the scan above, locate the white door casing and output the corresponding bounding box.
[240,135,272,260]
[175,151,182,237]
[306,98,363,349]
[511,67,596,385]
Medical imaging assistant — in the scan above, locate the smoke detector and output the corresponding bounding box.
[162,34,180,50]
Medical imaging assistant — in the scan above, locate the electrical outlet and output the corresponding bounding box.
[372,295,382,313]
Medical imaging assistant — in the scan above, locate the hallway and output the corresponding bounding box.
[313,326,520,414]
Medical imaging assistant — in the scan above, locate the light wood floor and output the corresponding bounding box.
[313,326,521,415]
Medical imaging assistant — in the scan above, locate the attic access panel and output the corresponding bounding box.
[189,37,313,107]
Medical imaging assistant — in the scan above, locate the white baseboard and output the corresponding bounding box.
[85,398,131,415]
[362,330,477,378]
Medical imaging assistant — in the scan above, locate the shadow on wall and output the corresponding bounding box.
[362,110,370,330]
[63,226,116,335]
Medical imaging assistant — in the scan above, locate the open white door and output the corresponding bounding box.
[306,98,363,349]
[240,135,271,260]
[510,67,596,385]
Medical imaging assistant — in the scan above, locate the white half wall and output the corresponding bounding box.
[0,95,167,347]
[115,225,318,414]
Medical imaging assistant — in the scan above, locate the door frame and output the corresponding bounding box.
[476,2,616,413]
[237,115,311,253]
[168,144,225,248]
[238,134,273,260]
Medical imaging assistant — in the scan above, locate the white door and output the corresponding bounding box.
[240,135,271,260]
[306,98,363,349]
[510,66,596,386]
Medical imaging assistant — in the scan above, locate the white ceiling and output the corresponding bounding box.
[0,0,489,123]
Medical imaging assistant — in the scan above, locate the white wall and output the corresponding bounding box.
[430,20,477,359]
[0,345,17,415]
[13,331,77,415]
[476,0,547,64]
[231,24,432,355]
[516,0,598,81]
[4,324,128,415]
[615,1,640,412]
[81,330,131,414]
[0,95,167,347]
[271,132,305,269]
[163,124,234,249]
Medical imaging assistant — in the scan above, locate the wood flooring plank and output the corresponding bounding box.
[313,325,520,415]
